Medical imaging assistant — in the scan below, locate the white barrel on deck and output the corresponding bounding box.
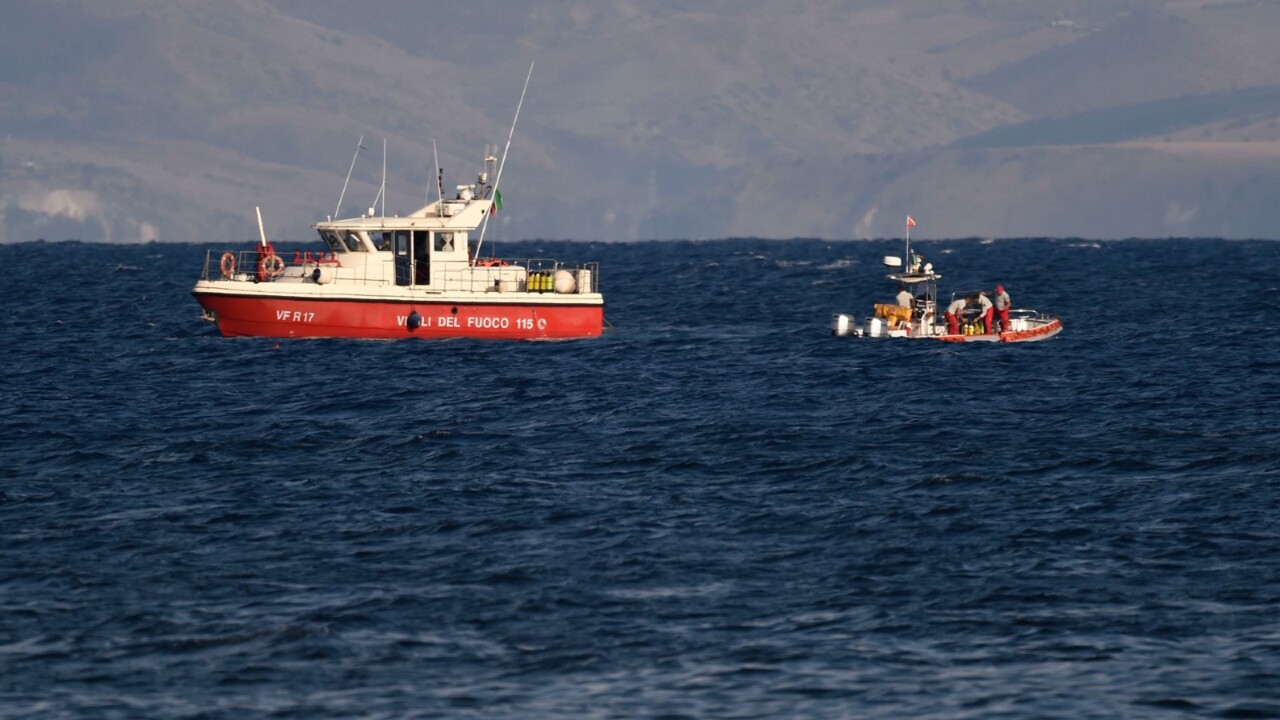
[575,268,593,294]
[554,269,577,293]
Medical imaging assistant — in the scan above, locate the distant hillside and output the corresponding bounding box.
[2,0,1279,243]
[955,85,1280,149]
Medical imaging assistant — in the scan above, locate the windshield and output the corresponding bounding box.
[318,230,345,253]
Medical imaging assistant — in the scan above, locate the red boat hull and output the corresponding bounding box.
[937,318,1063,343]
[194,293,604,339]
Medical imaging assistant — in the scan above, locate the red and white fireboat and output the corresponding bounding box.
[195,64,601,341]
[830,246,1062,343]
[192,154,604,340]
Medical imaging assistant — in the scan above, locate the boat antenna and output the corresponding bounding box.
[434,139,445,215]
[475,145,493,242]
[473,61,533,265]
[429,139,441,207]
[369,139,387,216]
[335,135,364,219]
[904,214,915,272]
[255,206,268,248]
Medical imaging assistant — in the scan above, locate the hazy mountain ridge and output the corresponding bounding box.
[2,0,1278,243]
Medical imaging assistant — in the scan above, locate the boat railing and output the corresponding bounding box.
[1009,308,1057,321]
[201,250,601,295]
[199,249,388,286]
[200,249,273,282]
[445,259,601,295]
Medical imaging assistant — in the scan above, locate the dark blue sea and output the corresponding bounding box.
[2,238,1278,719]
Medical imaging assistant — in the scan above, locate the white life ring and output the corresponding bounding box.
[262,253,286,278]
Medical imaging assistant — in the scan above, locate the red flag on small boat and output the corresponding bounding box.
[906,215,916,228]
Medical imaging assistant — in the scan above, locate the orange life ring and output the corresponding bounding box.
[261,253,286,278]
[477,258,508,267]
[220,252,236,278]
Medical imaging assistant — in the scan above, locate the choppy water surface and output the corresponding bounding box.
[2,238,1279,719]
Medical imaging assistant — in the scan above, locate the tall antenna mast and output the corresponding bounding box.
[904,214,916,271]
[428,139,440,207]
[473,61,533,265]
[433,139,444,214]
[475,144,495,243]
[335,135,364,218]
[369,138,387,215]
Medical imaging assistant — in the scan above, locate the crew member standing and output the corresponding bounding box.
[975,292,994,334]
[895,284,913,309]
[945,296,967,335]
[993,284,1011,332]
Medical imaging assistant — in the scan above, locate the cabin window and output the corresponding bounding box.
[370,231,392,251]
[435,233,454,252]
[341,231,364,252]
[319,230,346,253]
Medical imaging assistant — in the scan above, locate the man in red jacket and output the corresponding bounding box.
[945,296,967,335]
[993,285,1011,332]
